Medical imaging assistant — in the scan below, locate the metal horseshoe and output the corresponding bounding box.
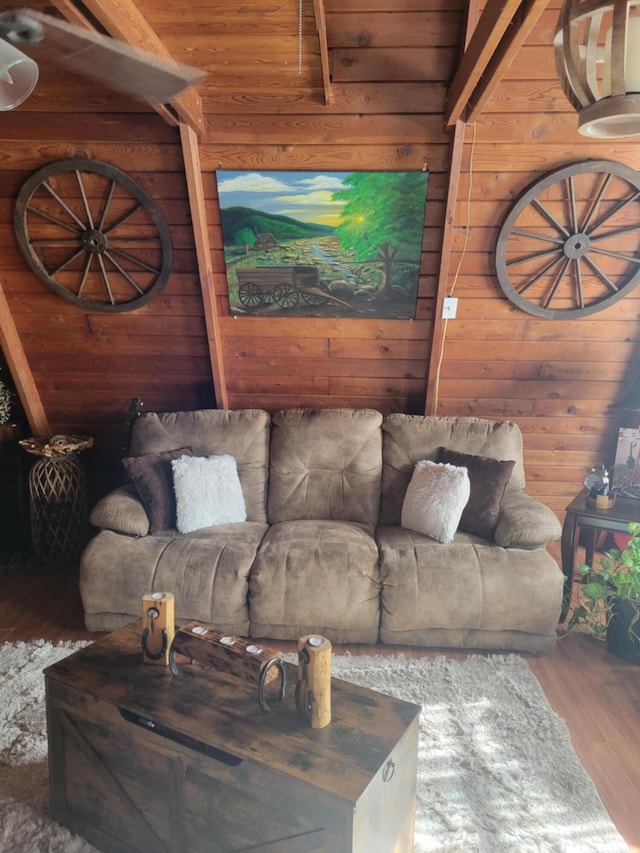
[258,658,287,712]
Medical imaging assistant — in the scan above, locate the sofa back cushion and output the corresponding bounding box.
[268,408,383,525]
[379,414,525,527]
[128,409,271,523]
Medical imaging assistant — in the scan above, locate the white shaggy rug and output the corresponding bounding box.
[0,641,629,853]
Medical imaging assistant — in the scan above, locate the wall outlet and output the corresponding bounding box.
[442,296,458,319]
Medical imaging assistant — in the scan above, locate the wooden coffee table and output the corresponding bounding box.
[45,621,420,852]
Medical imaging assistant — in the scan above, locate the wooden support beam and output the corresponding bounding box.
[51,0,204,137]
[466,0,551,123]
[0,279,49,435]
[313,0,332,106]
[445,0,527,127]
[179,123,228,410]
[425,119,466,416]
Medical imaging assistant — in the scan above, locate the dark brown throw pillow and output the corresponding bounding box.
[122,447,192,533]
[437,448,515,541]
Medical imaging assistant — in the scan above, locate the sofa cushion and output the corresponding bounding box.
[401,460,470,544]
[122,447,192,533]
[494,491,562,548]
[129,409,271,523]
[438,448,515,540]
[376,525,563,652]
[80,523,269,634]
[89,484,150,537]
[267,408,383,525]
[380,414,525,526]
[172,454,247,533]
[249,519,381,643]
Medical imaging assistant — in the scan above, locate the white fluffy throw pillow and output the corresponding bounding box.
[401,460,470,544]
[172,454,247,533]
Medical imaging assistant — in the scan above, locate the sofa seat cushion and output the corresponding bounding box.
[80,523,268,633]
[249,520,381,643]
[376,526,563,653]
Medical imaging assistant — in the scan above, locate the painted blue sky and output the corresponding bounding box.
[216,170,351,227]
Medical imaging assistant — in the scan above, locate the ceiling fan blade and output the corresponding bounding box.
[3,8,207,104]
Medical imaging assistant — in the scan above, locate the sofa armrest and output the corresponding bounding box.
[89,484,150,537]
[494,491,561,548]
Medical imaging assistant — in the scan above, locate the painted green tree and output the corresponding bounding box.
[332,172,428,263]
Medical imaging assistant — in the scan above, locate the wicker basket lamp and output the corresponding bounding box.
[19,434,93,564]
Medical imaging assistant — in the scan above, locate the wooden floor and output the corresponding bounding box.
[1,554,639,852]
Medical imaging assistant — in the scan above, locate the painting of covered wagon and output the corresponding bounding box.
[236,265,332,309]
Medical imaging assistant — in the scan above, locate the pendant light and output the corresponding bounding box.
[555,0,640,138]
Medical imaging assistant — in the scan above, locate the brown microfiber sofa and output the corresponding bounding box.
[80,408,564,653]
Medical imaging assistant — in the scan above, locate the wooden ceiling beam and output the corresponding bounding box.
[312,0,332,106]
[50,0,204,137]
[445,0,528,127]
[0,279,49,436]
[465,0,551,123]
[179,124,228,409]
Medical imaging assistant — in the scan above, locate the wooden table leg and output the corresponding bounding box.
[560,510,579,623]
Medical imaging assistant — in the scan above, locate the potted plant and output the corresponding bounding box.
[568,521,640,663]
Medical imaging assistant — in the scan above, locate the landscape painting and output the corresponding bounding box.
[217,170,429,318]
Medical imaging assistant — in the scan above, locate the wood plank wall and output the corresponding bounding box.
[0,0,638,522]
[0,1,216,496]
[436,0,640,515]
[174,0,464,415]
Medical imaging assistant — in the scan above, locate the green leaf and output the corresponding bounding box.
[582,582,609,600]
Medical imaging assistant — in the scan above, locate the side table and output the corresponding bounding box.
[560,489,640,622]
[19,434,93,565]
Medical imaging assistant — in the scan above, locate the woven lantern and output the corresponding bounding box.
[555,0,640,137]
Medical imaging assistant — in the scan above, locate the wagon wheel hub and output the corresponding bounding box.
[563,232,591,260]
[81,228,108,254]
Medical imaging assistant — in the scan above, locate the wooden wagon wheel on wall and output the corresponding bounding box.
[14,158,173,313]
[495,160,640,319]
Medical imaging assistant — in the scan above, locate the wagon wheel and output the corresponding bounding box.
[238,280,264,307]
[495,160,640,319]
[301,282,329,305]
[274,282,299,308]
[14,158,173,313]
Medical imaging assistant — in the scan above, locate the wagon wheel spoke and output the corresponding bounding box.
[76,254,93,298]
[542,257,571,309]
[581,254,620,294]
[589,245,640,265]
[590,223,640,242]
[108,247,161,275]
[573,257,585,309]
[516,253,565,296]
[495,160,640,318]
[103,202,145,236]
[509,229,565,247]
[103,252,146,295]
[97,254,116,305]
[41,180,88,230]
[579,173,612,233]
[14,158,173,313]
[531,197,571,238]
[50,246,87,276]
[97,179,117,231]
[75,169,94,229]
[587,191,640,234]
[25,203,80,234]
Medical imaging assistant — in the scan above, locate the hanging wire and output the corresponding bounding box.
[298,0,303,75]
